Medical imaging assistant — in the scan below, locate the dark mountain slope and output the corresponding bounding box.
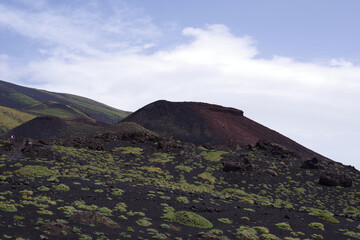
[8,116,105,139]
[0,80,130,124]
[122,100,326,159]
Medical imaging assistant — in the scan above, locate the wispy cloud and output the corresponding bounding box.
[0,1,161,56]
[0,1,359,168]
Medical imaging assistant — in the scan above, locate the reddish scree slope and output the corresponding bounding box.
[122,100,325,159]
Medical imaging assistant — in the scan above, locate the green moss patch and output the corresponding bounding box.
[15,165,55,177]
[200,150,227,162]
[0,202,17,212]
[309,208,340,223]
[309,222,325,231]
[198,172,216,184]
[54,184,70,191]
[164,210,213,229]
[176,196,189,204]
[114,146,143,155]
[275,222,292,231]
[149,153,174,164]
[175,165,193,172]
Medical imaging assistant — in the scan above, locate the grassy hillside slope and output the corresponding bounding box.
[24,100,95,121]
[0,80,130,124]
[0,106,36,135]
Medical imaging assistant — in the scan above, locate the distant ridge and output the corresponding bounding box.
[122,100,326,159]
[0,80,130,124]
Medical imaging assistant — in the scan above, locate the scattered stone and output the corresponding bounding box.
[265,169,277,176]
[301,157,325,170]
[223,160,259,173]
[223,161,242,172]
[3,143,14,151]
[190,206,222,213]
[70,211,119,228]
[255,140,297,158]
[40,222,70,236]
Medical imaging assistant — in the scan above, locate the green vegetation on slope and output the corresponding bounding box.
[0,106,36,134]
[0,80,130,126]
[0,128,359,239]
[25,100,95,121]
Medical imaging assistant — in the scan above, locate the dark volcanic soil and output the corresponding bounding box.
[7,116,104,140]
[0,125,359,239]
[1,100,359,240]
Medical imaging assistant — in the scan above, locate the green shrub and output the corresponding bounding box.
[275,222,292,231]
[222,188,246,195]
[200,150,227,162]
[115,146,143,155]
[217,218,232,224]
[112,188,124,196]
[309,222,325,231]
[14,215,25,221]
[198,172,216,184]
[175,165,193,172]
[343,206,360,215]
[311,234,323,239]
[37,210,53,215]
[160,223,171,229]
[136,218,152,227]
[343,231,360,239]
[236,226,258,239]
[253,227,269,233]
[55,184,70,191]
[72,226,81,234]
[99,207,112,216]
[114,202,127,212]
[164,211,213,228]
[309,208,339,223]
[261,234,281,240]
[19,190,33,196]
[176,196,189,204]
[0,202,17,212]
[37,186,50,191]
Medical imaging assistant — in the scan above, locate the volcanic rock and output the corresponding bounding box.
[319,171,353,187]
[301,157,325,170]
[70,211,119,228]
[40,222,70,236]
[223,160,259,173]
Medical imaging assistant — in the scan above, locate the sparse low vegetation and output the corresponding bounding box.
[0,96,359,239]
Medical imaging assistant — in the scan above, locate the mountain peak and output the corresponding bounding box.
[122,100,325,159]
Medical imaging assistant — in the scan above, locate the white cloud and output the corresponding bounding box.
[0,1,359,169]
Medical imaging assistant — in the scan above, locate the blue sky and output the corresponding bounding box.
[0,0,359,169]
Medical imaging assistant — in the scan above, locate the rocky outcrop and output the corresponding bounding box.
[255,140,297,159]
[319,171,353,187]
[70,211,119,228]
[223,157,259,173]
